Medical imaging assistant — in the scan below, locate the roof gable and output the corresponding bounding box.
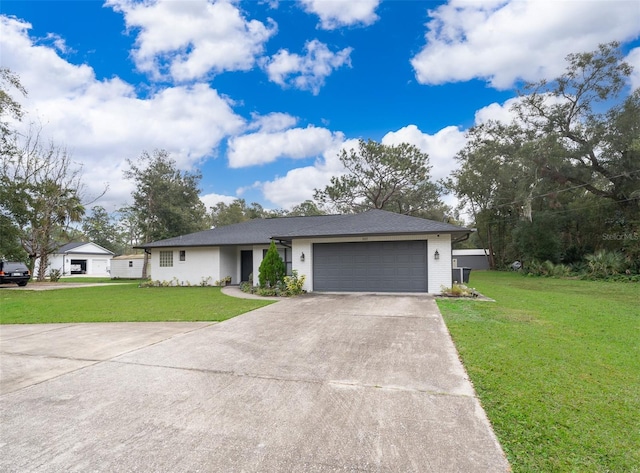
[57,242,115,255]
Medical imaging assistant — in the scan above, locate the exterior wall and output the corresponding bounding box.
[42,253,112,276]
[291,240,313,291]
[428,235,452,292]
[219,247,237,284]
[292,234,452,294]
[150,247,220,285]
[452,249,491,270]
[110,257,145,279]
[46,254,65,274]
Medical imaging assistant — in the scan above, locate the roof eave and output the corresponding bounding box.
[272,229,472,240]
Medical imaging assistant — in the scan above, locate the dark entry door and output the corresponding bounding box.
[241,251,253,282]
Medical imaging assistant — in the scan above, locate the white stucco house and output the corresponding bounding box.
[139,209,471,293]
[43,242,115,276]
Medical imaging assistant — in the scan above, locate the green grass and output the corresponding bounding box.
[438,271,640,473]
[55,277,124,283]
[1,284,275,324]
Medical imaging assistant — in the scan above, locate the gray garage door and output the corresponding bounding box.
[313,241,427,292]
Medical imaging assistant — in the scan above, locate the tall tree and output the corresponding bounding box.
[208,199,288,227]
[0,68,28,261]
[0,68,26,144]
[82,206,121,253]
[514,42,639,210]
[124,149,207,277]
[1,128,86,279]
[451,42,639,268]
[314,139,446,218]
[287,200,325,216]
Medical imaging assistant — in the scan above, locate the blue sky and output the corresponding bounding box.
[1,0,639,218]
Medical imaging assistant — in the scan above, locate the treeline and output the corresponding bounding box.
[2,42,638,281]
[449,42,639,274]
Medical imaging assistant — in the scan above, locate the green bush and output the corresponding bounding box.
[523,260,571,278]
[281,270,306,296]
[584,250,626,278]
[256,286,279,297]
[48,269,62,282]
[258,241,285,288]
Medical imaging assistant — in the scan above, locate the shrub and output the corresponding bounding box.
[256,286,279,297]
[440,283,477,297]
[522,260,571,278]
[281,270,306,296]
[258,241,285,288]
[48,269,62,282]
[584,250,626,279]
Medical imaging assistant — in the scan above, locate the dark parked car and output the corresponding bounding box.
[0,261,31,286]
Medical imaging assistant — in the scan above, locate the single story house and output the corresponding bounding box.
[44,242,114,276]
[110,254,145,279]
[452,249,492,270]
[139,209,471,293]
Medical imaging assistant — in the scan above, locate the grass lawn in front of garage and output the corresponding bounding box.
[1,284,275,324]
[437,271,640,472]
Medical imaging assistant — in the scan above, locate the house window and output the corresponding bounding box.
[128,261,133,268]
[159,251,173,267]
[179,250,186,262]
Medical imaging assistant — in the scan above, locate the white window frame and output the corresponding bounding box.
[159,251,173,267]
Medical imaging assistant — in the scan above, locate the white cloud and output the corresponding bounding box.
[299,0,380,30]
[227,125,340,168]
[473,97,522,125]
[200,192,237,209]
[626,47,640,91]
[381,125,467,182]
[263,39,352,94]
[106,0,276,81]
[260,136,359,208]
[247,112,298,132]
[1,15,245,211]
[411,0,640,89]
[258,125,469,209]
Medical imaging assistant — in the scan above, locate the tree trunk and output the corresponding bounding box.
[142,251,150,279]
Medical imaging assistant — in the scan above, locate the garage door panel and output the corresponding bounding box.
[313,241,427,292]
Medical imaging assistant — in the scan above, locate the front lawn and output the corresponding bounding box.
[0,284,275,324]
[437,271,640,472]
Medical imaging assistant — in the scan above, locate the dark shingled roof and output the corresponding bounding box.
[139,209,471,249]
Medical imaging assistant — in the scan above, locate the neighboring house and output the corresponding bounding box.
[139,209,471,293]
[452,249,492,270]
[44,242,115,276]
[110,254,145,279]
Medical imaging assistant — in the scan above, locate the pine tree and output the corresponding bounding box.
[258,241,285,288]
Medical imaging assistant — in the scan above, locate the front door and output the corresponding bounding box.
[240,251,253,282]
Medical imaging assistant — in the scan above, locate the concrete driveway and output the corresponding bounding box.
[0,294,509,472]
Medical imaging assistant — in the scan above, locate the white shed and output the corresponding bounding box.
[110,254,145,279]
[452,249,492,270]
